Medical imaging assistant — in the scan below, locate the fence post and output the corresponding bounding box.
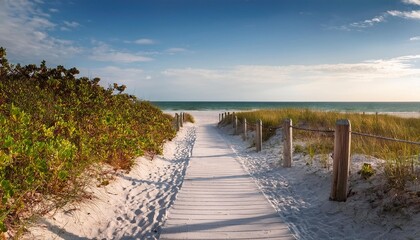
[243,118,247,140]
[256,119,262,152]
[330,119,351,202]
[283,119,292,168]
[219,113,221,122]
[234,116,238,134]
[180,112,183,127]
[175,113,180,131]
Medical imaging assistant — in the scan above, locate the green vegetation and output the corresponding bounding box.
[222,109,420,188]
[360,163,375,179]
[0,48,176,235]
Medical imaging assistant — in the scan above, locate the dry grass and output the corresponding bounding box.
[221,109,420,189]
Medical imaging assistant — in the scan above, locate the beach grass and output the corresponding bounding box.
[223,109,420,189]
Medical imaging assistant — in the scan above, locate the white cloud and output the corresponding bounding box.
[165,47,187,54]
[78,55,420,101]
[158,55,420,101]
[410,36,420,40]
[63,20,80,28]
[49,8,59,13]
[349,15,386,29]
[133,38,156,45]
[79,66,157,98]
[402,0,420,5]
[0,0,81,63]
[388,10,420,19]
[90,42,153,63]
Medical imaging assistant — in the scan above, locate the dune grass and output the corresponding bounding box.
[183,113,195,123]
[222,109,420,189]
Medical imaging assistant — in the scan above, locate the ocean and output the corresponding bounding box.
[152,101,420,113]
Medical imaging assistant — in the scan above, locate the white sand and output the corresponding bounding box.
[25,110,419,239]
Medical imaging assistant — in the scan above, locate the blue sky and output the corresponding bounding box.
[1,0,420,101]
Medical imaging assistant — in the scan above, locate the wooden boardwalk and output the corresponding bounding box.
[160,122,295,240]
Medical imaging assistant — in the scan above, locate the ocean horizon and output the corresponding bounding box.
[152,101,420,113]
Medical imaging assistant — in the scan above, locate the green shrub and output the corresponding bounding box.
[0,47,176,235]
[359,163,375,179]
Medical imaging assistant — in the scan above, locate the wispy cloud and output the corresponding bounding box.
[349,15,386,29]
[63,20,80,28]
[79,66,155,98]
[49,8,59,13]
[338,2,420,31]
[410,36,420,40]
[90,41,153,63]
[133,38,156,45]
[61,20,80,31]
[159,55,420,101]
[0,0,81,63]
[402,0,420,5]
[165,47,188,54]
[388,10,420,19]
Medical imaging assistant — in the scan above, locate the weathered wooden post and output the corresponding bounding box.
[256,120,262,152]
[283,119,292,168]
[234,116,238,134]
[180,112,183,127]
[219,113,221,122]
[330,119,351,202]
[175,113,180,131]
[243,118,247,140]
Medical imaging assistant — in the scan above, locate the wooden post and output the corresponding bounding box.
[175,113,180,131]
[330,119,351,202]
[180,112,183,127]
[243,118,247,140]
[234,116,238,134]
[219,113,221,122]
[256,120,262,152]
[283,119,292,168]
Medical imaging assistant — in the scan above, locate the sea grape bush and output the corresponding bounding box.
[0,47,176,233]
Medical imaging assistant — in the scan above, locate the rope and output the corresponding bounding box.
[263,125,283,131]
[351,131,420,146]
[292,126,335,134]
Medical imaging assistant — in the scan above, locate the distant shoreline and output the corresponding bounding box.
[154,101,420,117]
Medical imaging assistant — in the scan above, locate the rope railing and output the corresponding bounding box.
[351,131,420,146]
[262,125,282,131]
[292,126,334,134]
[218,112,419,202]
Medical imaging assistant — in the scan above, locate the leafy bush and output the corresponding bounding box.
[0,47,176,235]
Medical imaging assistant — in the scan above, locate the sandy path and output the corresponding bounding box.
[160,113,295,239]
[25,123,196,240]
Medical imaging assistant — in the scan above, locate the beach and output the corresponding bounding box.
[25,110,419,239]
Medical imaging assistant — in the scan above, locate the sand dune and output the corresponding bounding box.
[26,111,419,239]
